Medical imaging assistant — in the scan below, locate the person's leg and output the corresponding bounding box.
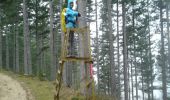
[68,30,74,56]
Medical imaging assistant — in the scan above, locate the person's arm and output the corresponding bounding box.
[66,9,78,16]
[73,11,78,16]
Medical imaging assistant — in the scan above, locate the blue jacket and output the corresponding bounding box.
[65,0,78,28]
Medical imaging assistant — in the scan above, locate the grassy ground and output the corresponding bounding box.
[1,70,54,100]
[0,70,88,100]
[0,70,114,100]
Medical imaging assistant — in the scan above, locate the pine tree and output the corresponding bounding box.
[23,0,32,75]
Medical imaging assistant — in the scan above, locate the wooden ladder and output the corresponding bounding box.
[54,27,96,100]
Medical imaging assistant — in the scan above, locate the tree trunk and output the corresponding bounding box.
[134,40,138,100]
[141,55,144,100]
[117,0,121,99]
[35,0,40,77]
[40,31,43,75]
[23,0,32,75]
[122,0,128,100]
[13,25,16,72]
[67,30,74,86]
[131,3,138,100]
[0,18,2,69]
[95,0,100,93]
[107,0,117,98]
[15,24,19,73]
[160,0,167,100]
[78,0,86,94]
[147,0,154,99]
[166,1,170,84]
[60,0,63,12]
[78,0,92,97]
[6,28,9,70]
[78,0,86,95]
[128,64,130,100]
[49,0,57,80]
[61,0,67,85]
[130,54,134,100]
[148,7,153,100]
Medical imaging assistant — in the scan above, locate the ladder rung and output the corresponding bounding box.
[69,26,89,33]
[61,56,92,62]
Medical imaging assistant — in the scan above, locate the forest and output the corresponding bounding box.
[0,0,170,100]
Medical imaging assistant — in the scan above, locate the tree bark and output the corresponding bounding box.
[128,63,130,100]
[35,0,40,77]
[166,1,170,84]
[141,54,144,100]
[160,0,167,100]
[12,24,16,72]
[78,0,86,94]
[95,0,100,93]
[15,24,19,73]
[78,0,92,97]
[0,17,2,69]
[117,0,121,99]
[107,0,117,98]
[122,0,128,100]
[61,0,67,86]
[132,4,138,100]
[147,0,154,99]
[49,0,57,80]
[23,0,32,75]
[130,56,134,100]
[6,28,9,70]
[134,40,138,100]
[40,31,43,75]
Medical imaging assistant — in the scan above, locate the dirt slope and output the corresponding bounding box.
[0,73,27,100]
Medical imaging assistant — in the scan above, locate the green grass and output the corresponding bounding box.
[0,70,86,100]
[0,70,114,100]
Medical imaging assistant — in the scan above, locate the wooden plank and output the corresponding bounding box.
[69,26,90,33]
[61,56,92,62]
